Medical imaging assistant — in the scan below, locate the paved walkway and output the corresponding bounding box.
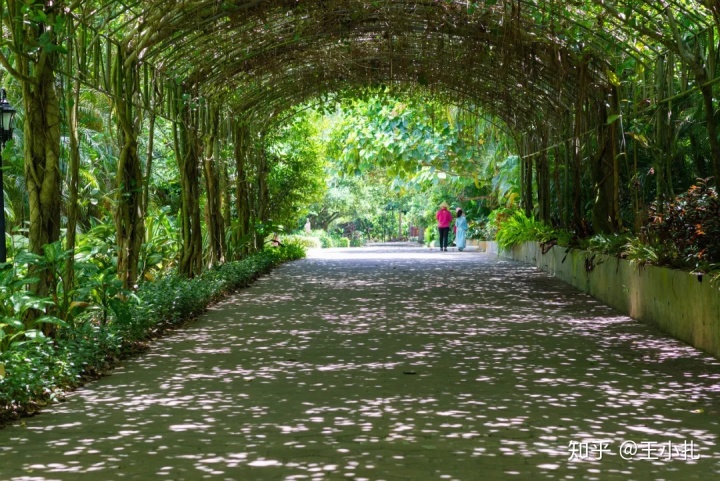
[1,245,719,480]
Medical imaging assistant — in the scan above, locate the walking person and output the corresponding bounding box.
[455,208,468,251]
[436,201,452,251]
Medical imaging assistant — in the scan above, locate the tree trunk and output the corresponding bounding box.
[113,52,144,290]
[398,210,402,239]
[535,135,551,223]
[143,110,156,216]
[553,146,562,227]
[252,147,268,251]
[202,107,225,266]
[590,138,613,233]
[219,138,232,235]
[21,33,62,302]
[522,139,534,218]
[664,8,720,185]
[563,117,572,229]
[689,133,709,178]
[572,111,583,232]
[174,94,203,278]
[64,80,79,301]
[234,124,251,258]
[257,148,269,224]
[632,79,642,232]
[698,75,720,183]
[64,17,81,315]
[571,61,590,233]
[591,90,620,234]
[654,55,672,211]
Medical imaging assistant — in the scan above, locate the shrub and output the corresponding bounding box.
[276,238,308,259]
[0,245,304,421]
[281,234,322,249]
[309,229,334,248]
[319,234,334,248]
[350,231,366,247]
[645,179,720,271]
[424,226,437,246]
[334,237,350,247]
[623,236,660,266]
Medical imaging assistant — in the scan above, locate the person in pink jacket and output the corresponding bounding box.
[436,201,453,251]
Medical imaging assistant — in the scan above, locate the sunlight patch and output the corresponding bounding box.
[169,423,210,432]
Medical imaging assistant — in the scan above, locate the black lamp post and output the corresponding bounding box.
[0,88,16,264]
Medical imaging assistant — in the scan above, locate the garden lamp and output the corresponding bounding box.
[0,88,16,144]
[0,88,16,264]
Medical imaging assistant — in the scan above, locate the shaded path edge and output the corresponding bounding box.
[0,251,303,428]
[490,240,720,358]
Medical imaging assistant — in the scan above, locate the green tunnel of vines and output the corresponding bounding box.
[0,1,719,317]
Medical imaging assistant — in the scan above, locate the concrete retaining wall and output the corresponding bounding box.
[488,241,720,357]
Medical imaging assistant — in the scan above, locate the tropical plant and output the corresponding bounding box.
[645,179,720,271]
[139,208,180,281]
[1,245,305,414]
[623,236,661,266]
[586,234,635,257]
[0,261,65,352]
[494,210,557,249]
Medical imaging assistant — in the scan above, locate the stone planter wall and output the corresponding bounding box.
[487,241,720,357]
[466,239,483,248]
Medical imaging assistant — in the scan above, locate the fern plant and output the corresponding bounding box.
[495,210,556,249]
[587,233,634,256]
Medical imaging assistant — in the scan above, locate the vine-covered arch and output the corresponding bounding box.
[0,0,718,285]
[129,1,612,127]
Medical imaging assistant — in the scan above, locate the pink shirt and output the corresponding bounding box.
[436,208,452,228]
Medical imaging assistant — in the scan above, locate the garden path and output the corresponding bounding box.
[1,245,719,480]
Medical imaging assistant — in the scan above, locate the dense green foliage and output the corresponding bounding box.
[265,113,327,228]
[293,94,517,243]
[645,180,720,271]
[489,181,720,277]
[493,210,557,250]
[324,94,509,183]
[0,244,304,419]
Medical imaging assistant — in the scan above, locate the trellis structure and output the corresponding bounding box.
[0,0,718,288]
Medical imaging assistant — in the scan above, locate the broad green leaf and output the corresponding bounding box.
[606,70,621,87]
[22,329,46,341]
[606,114,622,125]
[32,315,69,329]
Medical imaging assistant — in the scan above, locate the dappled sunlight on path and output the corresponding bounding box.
[1,245,719,480]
